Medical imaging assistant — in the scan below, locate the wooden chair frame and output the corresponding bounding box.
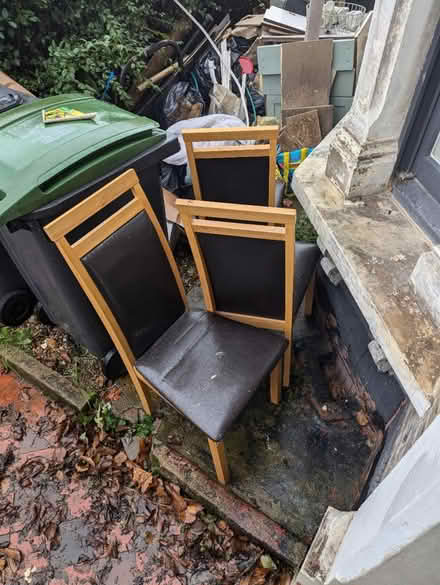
[176,198,296,389]
[44,169,188,419]
[44,170,294,485]
[182,126,279,207]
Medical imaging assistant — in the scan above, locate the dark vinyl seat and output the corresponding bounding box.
[136,311,287,441]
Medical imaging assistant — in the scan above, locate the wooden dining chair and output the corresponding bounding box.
[182,126,279,206]
[182,125,320,320]
[44,168,292,485]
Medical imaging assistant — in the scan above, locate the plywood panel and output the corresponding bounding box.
[331,70,355,97]
[284,110,322,150]
[281,40,333,108]
[282,104,334,137]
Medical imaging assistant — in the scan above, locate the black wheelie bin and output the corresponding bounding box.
[0,94,179,376]
[0,84,37,325]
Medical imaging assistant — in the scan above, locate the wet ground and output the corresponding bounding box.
[155,317,383,548]
[0,373,292,585]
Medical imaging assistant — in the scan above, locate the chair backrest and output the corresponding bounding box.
[44,169,187,377]
[182,126,279,207]
[176,199,296,342]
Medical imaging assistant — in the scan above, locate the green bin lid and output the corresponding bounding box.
[0,94,165,224]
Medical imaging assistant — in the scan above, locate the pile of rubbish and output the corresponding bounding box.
[119,1,373,195]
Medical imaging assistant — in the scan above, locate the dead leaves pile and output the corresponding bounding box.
[2,399,292,585]
[0,548,21,581]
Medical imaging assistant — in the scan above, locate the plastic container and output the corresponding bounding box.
[0,84,37,325]
[0,94,179,375]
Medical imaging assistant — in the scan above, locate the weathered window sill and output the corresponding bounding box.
[292,137,439,417]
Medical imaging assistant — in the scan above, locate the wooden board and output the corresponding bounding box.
[264,6,307,33]
[281,39,333,108]
[282,105,334,136]
[331,70,355,97]
[0,71,34,96]
[163,189,182,227]
[284,110,322,149]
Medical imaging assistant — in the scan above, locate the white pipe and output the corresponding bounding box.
[171,0,250,126]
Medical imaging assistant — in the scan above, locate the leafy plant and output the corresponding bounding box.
[78,394,153,439]
[0,0,262,107]
[0,327,32,349]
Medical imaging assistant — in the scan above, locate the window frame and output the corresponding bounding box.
[394,20,440,243]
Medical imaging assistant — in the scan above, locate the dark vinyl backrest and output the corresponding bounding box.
[182,126,279,207]
[176,199,296,339]
[44,169,187,376]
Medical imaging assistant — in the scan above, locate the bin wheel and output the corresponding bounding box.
[0,290,36,326]
[35,302,54,326]
[102,349,126,381]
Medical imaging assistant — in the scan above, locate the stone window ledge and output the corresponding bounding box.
[292,135,439,417]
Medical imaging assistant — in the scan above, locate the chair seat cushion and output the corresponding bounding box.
[135,311,287,441]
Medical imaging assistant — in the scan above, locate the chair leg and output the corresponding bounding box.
[132,374,153,416]
[208,438,230,485]
[270,360,282,405]
[304,271,316,317]
[283,339,293,388]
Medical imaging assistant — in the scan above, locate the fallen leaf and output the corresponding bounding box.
[131,465,153,493]
[105,386,121,402]
[75,455,96,473]
[355,411,369,427]
[166,484,187,513]
[250,567,270,585]
[179,502,203,524]
[46,338,57,349]
[60,352,71,363]
[0,559,5,571]
[113,451,128,465]
[0,548,21,562]
[44,522,58,550]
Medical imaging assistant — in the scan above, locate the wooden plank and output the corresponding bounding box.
[331,70,355,98]
[333,39,355,71]
[285,109,322,149]
[0,71,34,96]
[266,94,282,120]
[215,312,285,332]
[193,145,271,159]
[176,199,296,225]
[257,44,282,75]
[182,126,279,142]
[45,169,138,241]
[192,219,286,241]
[281,39,333,108]
[262,74,281,96]
[282,105,334,137]
[163,189,182,227]
[73,199,143,258]
[264,6,307,33]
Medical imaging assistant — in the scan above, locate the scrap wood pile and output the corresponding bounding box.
[135,1,373,212]
[0,381,292,585]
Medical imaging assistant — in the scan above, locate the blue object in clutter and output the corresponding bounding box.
[277,148,314,184]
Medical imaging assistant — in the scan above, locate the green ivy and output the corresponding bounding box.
[0,1,265,108]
